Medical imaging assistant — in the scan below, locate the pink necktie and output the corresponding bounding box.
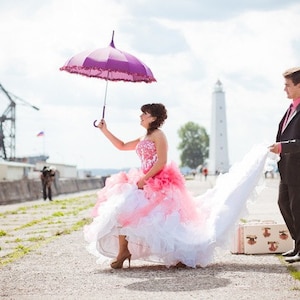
[282,104,293,132]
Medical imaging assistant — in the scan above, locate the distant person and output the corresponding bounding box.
[269,66,300,263]
[202,167,208,180]
[40,166,55,201]
[84,103,268,269]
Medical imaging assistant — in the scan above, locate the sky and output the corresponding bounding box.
[0,0,300,170]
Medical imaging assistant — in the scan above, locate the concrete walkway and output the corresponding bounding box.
[0,177,300,299]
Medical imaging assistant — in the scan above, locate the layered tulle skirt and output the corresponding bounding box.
[84,144,269,268]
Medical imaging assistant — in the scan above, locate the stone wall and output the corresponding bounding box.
[0,177,105,205]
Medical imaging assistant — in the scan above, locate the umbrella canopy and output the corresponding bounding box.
[60,31,156,123]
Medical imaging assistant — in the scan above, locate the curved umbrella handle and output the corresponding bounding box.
[93,105,106,128]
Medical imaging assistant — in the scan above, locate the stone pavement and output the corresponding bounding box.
[0,176,300,299]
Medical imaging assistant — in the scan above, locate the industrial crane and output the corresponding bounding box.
[0,83,39,161]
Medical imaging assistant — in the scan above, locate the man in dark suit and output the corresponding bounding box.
[269,66,300,263]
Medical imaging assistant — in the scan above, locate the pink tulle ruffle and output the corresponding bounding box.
[118,162,198,226]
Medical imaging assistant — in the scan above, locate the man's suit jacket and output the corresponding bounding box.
[276,104,300,185]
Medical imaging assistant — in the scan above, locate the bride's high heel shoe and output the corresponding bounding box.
[110,254,131,269]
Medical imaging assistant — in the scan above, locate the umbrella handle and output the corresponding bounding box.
[93,105,106,128]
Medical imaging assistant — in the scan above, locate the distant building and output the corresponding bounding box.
[0,160,34,181]
[14,155,49,164]
[208,80,229,174]
[0,159,77,181]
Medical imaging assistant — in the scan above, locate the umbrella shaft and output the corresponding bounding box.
[102,105,106,119]
[101,80,109,119]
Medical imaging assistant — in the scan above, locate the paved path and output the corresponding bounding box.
[1,177,300,299]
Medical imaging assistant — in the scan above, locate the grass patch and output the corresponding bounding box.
[73,217,92,229]
[28,236,46,242]
[0,194,96,267]
[287,264,300,281]
[15,244,30,254]
[16,219,43,230]
[0,230,7,236]
[56,228,72,235]
[278,255,300,282]
[52,211,65,217]
[0,236,57,267]
[47,220,63,225]
[55,217,92,236]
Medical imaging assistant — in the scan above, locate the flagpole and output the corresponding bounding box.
[43,132,45,156]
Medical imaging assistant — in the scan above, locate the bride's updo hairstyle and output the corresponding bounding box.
[141,103,168,135]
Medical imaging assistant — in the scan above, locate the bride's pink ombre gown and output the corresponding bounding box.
[84,140,269,268]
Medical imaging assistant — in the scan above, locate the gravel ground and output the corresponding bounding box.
[1,177,300,299]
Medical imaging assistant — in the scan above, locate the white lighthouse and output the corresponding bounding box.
[208,80,229,174]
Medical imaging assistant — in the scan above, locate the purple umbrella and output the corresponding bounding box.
[60,31,156,125]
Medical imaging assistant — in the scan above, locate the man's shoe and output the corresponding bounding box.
[282,249,298,257]
[285,253,300,263]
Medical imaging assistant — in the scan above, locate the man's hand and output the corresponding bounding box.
[269,143,281,154]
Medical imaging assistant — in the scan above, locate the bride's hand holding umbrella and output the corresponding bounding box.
[97,119,106,131]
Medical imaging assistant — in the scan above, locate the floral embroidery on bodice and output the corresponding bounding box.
[136,140,157,173]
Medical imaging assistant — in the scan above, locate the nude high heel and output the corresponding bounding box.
[110,254,131,269]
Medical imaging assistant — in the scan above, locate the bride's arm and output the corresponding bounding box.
[98,119,139,150]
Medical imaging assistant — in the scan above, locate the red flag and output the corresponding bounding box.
[37,131,44,137]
